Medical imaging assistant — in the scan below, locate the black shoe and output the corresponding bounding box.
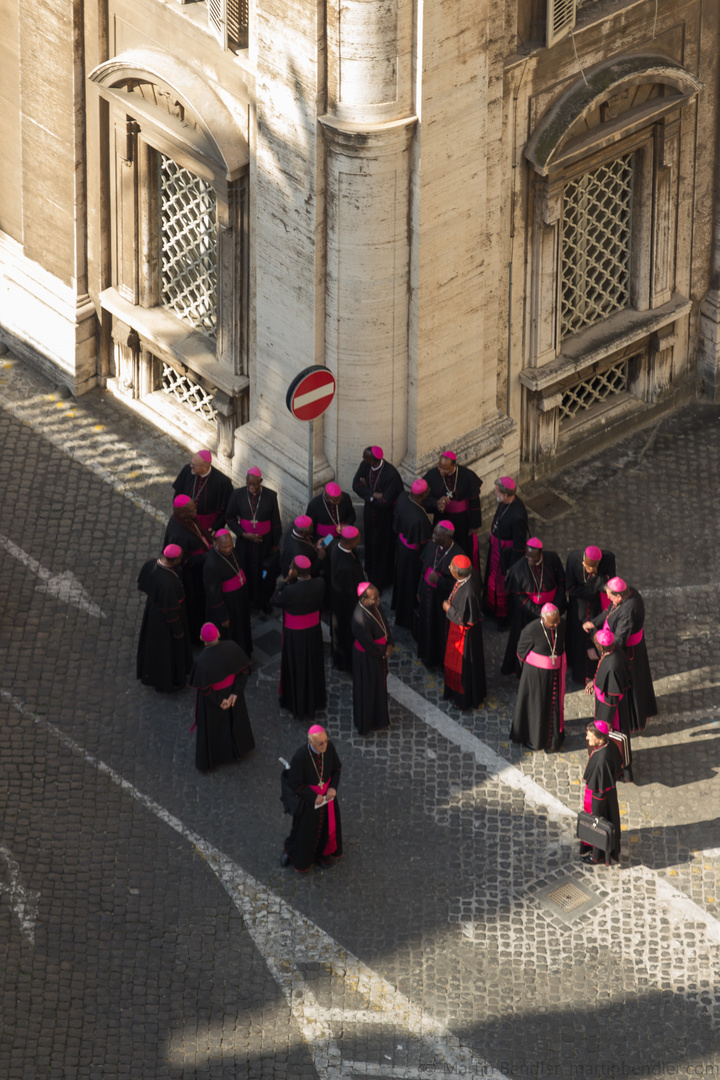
[580,854,601,866]
[315,858,333,869]
[522,741,536,751]
[280,852,291,868]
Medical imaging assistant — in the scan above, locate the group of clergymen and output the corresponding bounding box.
[135,445,656,871]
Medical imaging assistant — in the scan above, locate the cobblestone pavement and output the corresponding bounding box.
[0,351,718,1080]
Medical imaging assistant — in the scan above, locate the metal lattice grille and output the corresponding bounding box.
[561,154,634,339]
[161,363,218,424]
[160,157,217,339]
[560,360,629,422]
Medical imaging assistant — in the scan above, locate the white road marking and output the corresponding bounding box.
[0,533,107,619]
[0,844,40,945]
[0,688,508,1080]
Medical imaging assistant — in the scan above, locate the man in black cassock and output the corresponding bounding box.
[172,449,233,534]
[565,544,615,684]
[584,576,657,732]
[203,529,253,658]
[188,622,254,772]
[352,583,393,735]
[581,721,623,866]
[510,603,566,752]
[423,450,482,565]
[416,521,465,668]
[136,544,192,693]
[329,525,365,671]
[306,481,356,542]
[222,466,282,612]
[391,478,432,630]
[164,494,214,643]
[281,726,342,872]
[442,556,486,710]
[584,627,633,780]
[279,515,324,578]
[501,537,565,676]
[272,556,326,722]
[352,445,404,591]
[484,477,528,625]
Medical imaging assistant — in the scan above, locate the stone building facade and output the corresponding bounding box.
[1,0,719,514]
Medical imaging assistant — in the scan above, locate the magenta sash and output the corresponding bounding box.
[354,635,386,653]
[212,674,235,691]
[445,498,469,514]
[594,685,621,730]
[523,650,567,728]
[196,511,219,532]
[190,547,209,556]
[309,778,338,855]
[626,628,644,647]
[222,572,246,592]
[239,518,272,536]
[528,587,555,606]
[600,592,612,611]
[284,611,320,630]
[316,523,338,537]
[399,532,419,551]
[424,566,439,588]
[583,787,593,812]
[487,534,513,616]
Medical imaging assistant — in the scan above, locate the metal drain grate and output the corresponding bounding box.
[523,489,573,520]
[536,875,602,924]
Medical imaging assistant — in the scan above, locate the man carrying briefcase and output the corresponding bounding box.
[578,721,623,866]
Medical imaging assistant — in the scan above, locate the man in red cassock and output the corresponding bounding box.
[442,555,486,710]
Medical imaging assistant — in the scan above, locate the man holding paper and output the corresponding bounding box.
[281,726,343,872]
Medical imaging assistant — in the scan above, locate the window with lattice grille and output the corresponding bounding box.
[546,0,575,47]
[559,360,629,422]
[160,157,218,339]
[208,0,248,51]
[161,363,218,424]
[561,154,634,340]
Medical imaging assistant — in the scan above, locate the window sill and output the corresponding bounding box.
[100,287,249,399]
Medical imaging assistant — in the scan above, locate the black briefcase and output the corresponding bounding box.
[576,810,617,853]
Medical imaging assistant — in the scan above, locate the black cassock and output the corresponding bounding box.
[306,492,356,540]
[330,542,365,671]
[391,492,432,630]
[223,486,282,607]
[163,514,213,643]
[188,641,254,772]
[501,551,565,676]
[352,459,404,591]
[582,742,623,864]
[443,571,487,710]
[136,559,192,692]
[594,648,633,779]
[422,465,482,561]
[565,548,616,684]
[272,577,327,721]
[203,545,253,658]
[279,526,322,578]
[510,617,566,752]
[283,741,343,871]
[172,464,233,533]
[415,540,465,668]
[351,601,393,735]
[483,497,528,619]
[590,587,657,732]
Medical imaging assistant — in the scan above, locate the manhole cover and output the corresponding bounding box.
[524,489,573,520]
[536,875,601,924]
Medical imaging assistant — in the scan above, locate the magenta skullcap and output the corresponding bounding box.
[357,581,372,597]
[594,721,610,735]
[200,622,220,643]
[411,478,428,495]
[294,515,312,530]
[437,520,455,531]
[215,529,230,538]
[541,603,558,617]
[342,525,359,539]
[499,476,516,490]
[163,544,183,559]
[527,537,543,549]
[585,545,602,562]
[596,628,615,647]
[173,494,191,508]
[197,449,212,463]
[607,576,627,593]
[371,445,383,460]
[325,482,341,498]
[247,466,262,478]
[308,724,325,736]
[441,450,457,461]
[294,555,311,570]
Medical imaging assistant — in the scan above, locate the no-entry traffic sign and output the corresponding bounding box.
[286,366,336,422]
